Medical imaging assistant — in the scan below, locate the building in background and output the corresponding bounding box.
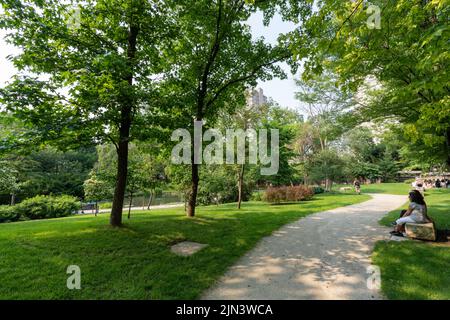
[246,87,268,107]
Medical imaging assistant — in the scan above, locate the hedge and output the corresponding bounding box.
[0,195,79,223]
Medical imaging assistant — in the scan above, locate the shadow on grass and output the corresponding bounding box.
[436,229,450,243]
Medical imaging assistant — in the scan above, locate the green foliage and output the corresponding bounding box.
[0,161,19,198]
[0,0,180,225]
[15,195,79,220]
[0,147,96,202]
[305,149,346,186]
[341,126,401,182]
[0,206,20,223]
[83,174,113,202]
[197,165,252,206]
[288,0,450,167]
[250,191,263,201]
[166,1,291,126]
[312,186,325,194]
[98,202,113,209]
[256,104,303,186]
[85,143,166,201]
[0,0,175,147]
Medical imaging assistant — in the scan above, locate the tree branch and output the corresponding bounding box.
[205,54,289,109]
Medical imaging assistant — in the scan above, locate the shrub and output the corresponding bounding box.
[99,201,112,209]
[264,185,314,204]
[0,205,21,223]
[15,195,79,220]
[250,191,263,201]
[312,186,325,194]
[404,178,415,184]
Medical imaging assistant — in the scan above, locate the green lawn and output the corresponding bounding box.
[332,182,413,195]
[0,193,369,299]
[373,188,450,300]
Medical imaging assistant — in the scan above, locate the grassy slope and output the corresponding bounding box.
[373,188,450,300]
[0,193,369,300]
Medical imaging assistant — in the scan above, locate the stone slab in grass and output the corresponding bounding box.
[405,222,436,241]
[171,241,208,256]
[389,235,409,242]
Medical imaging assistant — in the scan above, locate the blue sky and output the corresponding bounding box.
[246,11,301,112]
[0,11,301,112]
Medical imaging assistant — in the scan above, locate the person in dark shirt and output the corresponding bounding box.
[353,179,361,195]
[435,179,441,188]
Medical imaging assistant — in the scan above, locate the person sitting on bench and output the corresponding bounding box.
[390,190,431,237]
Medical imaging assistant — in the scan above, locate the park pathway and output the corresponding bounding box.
[202,194,406,300]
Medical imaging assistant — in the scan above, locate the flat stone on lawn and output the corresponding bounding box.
[389,235,409,242]
[171,241,208,256]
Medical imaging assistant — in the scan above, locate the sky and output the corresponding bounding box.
[246,11,301,112]
[0,10,301,112]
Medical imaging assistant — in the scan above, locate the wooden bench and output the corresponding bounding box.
[405,222,436,241]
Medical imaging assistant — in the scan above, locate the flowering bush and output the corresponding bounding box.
[264,185,314,204]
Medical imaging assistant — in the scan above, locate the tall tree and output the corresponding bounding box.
[167,0,293,216]
[218,93,269,209]
[286,0,450,167]
[0,0,175,226]
[0,161,19,205]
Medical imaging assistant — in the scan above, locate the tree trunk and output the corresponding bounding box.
[325,178,331,192]
[10,193,15,206]
[187,115,203,217]
[110,140,129,226]
[146,191,153,210]
[110,24,138,227]
[237,164,244,209]
[446,127,450,167]
[187,162,199,217]
[128,192,133,219]
[95,201,98,216]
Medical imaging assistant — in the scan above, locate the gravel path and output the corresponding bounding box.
[202,194,406,300]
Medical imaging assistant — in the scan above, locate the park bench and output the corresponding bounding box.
[405,222,436,241]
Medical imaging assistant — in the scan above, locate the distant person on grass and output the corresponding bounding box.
[390,190,431,237]
[353,179,361,195]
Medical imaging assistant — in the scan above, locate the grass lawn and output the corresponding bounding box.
[373,188,450,300]
[0,193,369,299]
[332,182,413,195]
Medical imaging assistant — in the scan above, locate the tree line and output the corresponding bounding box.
[0,0,448,226]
